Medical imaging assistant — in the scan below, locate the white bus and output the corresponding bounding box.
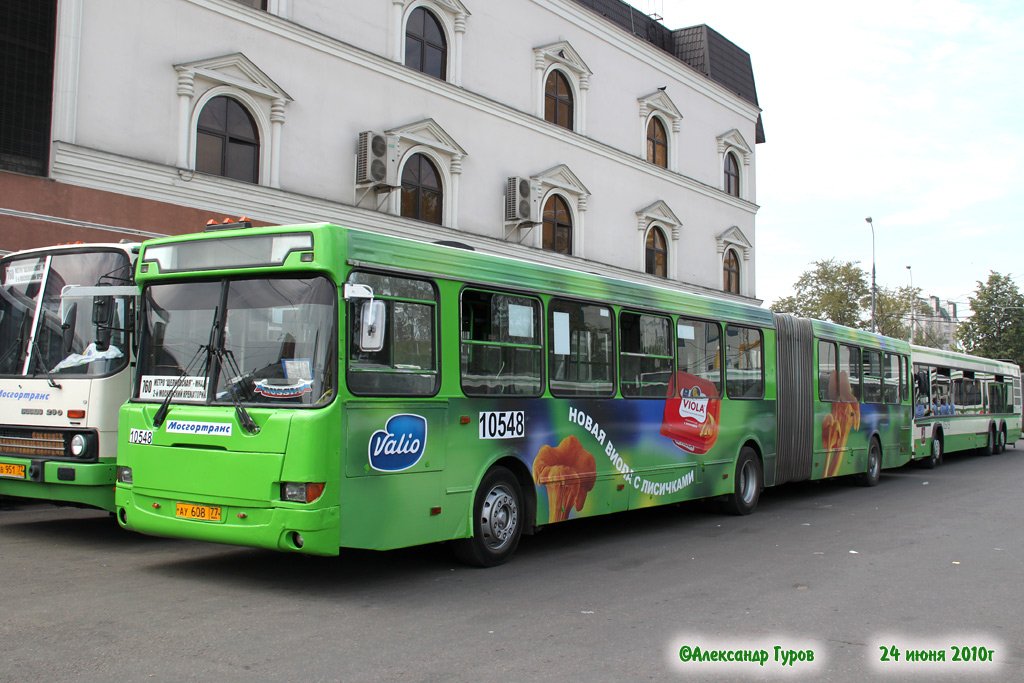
[0,242,139,511]
[911,344,1022,467]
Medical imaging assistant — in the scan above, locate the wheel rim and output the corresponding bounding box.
[480,484,519,551]
[870,446,880,477]
[738,459,757,505]
[931,438,942,463]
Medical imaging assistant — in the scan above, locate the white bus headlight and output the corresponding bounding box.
[70,434,87,456]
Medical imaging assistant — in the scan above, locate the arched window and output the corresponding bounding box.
[724,152,740,197]
[401,153,443,225]
[645,227,667,277]
[542,195,572,254]
[196,96,259,183]
[544,70,574,131]
[723,248,740,293]
[646,117,667,168]
[405,7,447,80]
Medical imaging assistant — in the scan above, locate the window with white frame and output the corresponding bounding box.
[195,96,259,183]
[530,164,590,256]
[533,42,590,135]
[638,91,681,171]
[392,1,469,85]
[379,118,466,228]
[401,152,443,225]
[716,129,752,200]
[716,226,752,296]
[635,200,681,279]
[645,227,668,277]
[174,53,291,188]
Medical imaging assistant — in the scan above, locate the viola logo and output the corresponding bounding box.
[677,386,709,423]
[368,414,428,472]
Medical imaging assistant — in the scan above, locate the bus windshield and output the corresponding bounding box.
[137,276,336,407]
[0,250,133,377]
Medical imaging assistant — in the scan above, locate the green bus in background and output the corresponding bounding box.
[910,345,1022,466]
[115,223,916,566]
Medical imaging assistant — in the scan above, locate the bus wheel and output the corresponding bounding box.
[452,467,523,567]
[857,439,882,487]
[996,427,1006,454]
[721,447,761,515]
[921,434,942,469]
[982,426,996,456]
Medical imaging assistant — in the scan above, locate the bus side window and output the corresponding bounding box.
[459,289,542,396]
[548,299,614,397]
[619,311,672,398]
[818,340,837,402]
[676,318,722,397]
[862,350,882,404]
[346,272,438,397]
[840,344,861,401]
[724,324,763,399]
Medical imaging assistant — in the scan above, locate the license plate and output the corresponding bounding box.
[175,502,222,522]
[0,463,26,479]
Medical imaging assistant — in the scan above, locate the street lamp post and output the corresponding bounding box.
[865,217,876,333]
[906,265,913,343]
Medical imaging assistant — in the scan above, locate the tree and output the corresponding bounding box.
[957,272,1024,368]
[770,259,869,328]
[873,285,930,341]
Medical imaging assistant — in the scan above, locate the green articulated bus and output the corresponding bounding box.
[910,345,1022,467]
[115,223,916,566]
[0,242,138,511]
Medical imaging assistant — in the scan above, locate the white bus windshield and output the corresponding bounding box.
[0,249,133,377]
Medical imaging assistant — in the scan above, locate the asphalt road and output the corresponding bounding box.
[3,445,1023,682]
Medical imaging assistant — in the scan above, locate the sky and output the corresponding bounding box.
[644,0,1024,317]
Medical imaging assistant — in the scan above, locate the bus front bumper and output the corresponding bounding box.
[0,457,116,511]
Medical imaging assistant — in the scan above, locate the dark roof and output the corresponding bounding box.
[674,25,764,143]
[571,0,764,143]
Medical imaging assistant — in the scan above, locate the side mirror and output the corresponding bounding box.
[61,302,78,353]
[92,295,113,326]
[359,300,386,352]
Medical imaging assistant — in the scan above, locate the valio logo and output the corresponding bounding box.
[368,414,427,472]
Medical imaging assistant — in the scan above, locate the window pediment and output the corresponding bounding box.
[534,164,589,198]
[387,118,466,158]
[638,91,681,121]
[636,200,681,239]
[717,226,752,254]
[400,0,470,17]
[716,129,751,156]
[534,41,592,80]
[175,53,291,102]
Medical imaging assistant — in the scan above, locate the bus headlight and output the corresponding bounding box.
[70,434,87,456]
[281,482,325,503]
[117,466,133,484]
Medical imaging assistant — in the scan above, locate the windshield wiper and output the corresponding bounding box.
[215,347,260,434]
[152,342,211,428]
[29,337,61,389]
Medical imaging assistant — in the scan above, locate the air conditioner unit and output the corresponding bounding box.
[505,176,534,222]
[356,131,389,185]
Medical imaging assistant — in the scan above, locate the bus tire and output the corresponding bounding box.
[995,426,1006,454]
[721,447,761,516]
[857,438,882,487]
[982,426,996,456]
[452,466,523,567]
[921,432,942,469]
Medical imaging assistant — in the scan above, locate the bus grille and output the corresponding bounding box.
[0,429,64,457]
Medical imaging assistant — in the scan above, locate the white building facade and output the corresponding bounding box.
[1,0,764,300]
